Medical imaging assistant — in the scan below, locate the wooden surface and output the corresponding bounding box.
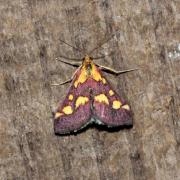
[0,0,180,180]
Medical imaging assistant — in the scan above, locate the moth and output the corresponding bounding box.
[53,39,136,134]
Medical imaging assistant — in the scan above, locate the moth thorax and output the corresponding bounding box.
[84,63,92,75]
[86,63,92,70]
[82,55,93,75]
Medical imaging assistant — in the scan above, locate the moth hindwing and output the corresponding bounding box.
[54,55,132,134]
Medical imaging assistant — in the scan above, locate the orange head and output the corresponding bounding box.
[82,55,94,74]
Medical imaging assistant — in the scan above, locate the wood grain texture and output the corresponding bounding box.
[0,0,179,180]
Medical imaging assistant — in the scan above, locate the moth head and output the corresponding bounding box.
[82,55,93,62]
[82,55,94,72]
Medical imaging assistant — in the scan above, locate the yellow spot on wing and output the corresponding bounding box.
[94,94,109,105]
[102,78,106,84]
[62,106,73,115]
[112,100,122,109]
[75,96,89,109]
[55,112,63,119]
[91,64,102,82]
[122,104,130,111]
[74,81,78,88]
[109,90,114,96]
[74,67,87,88]
[68,94,73,101]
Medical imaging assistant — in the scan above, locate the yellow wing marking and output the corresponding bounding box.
[55,112,63,119]
[122,104,130,111]
[94,94,109,105]
[75,96,89,109]
[68,94,73,101]
[112,100,122,109]
[109,90,114,96]
[62,106,73,115]
[91,64,102,82]
[74,66,87,88]
[102,78,106,84]
[74,81,78,88]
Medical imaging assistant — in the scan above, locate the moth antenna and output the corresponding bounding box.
[93,51,114,60]
[92,55,106,60]
[59,39,84,53]
[88,33,115,55]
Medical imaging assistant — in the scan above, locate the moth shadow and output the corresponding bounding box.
[55,123,133,136]
[95,124,133,133]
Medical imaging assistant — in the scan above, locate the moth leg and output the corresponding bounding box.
[96,63,138,75]
[56,58,81,67]
[51,66,81,86]
[51,78,73,86]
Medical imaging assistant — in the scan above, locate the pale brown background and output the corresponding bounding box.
[0,0,180,180]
